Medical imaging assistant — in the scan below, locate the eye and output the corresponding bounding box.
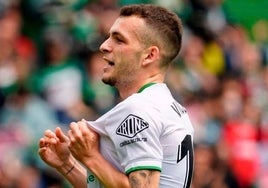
[115,36,124,43]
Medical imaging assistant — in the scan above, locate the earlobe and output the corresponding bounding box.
[142,46,160,66]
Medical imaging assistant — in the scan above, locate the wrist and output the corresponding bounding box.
[64,160,76,176]
[84,152,103,172]
[57,156,77,176]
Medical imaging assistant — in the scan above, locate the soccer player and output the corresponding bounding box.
[39,4,194,188]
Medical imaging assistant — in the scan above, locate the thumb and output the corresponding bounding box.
[55,127,69,143]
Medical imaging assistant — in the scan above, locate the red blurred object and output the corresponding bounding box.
[223,120,260,187]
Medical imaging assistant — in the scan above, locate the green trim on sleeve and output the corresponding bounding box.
[126,166,162,175]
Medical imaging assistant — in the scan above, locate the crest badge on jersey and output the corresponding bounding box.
[116,114,149,138]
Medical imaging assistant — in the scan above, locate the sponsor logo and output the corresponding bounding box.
[120,137,147,147]
[87,175,95,183]
[116,114,149,138]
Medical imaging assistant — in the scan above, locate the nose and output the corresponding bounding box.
[99,38,111,53]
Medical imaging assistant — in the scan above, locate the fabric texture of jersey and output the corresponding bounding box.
[86,83,194,188]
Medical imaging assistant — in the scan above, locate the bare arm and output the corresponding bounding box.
[68,121,130,188]
[128,170,160,188]
[68,121,161,188]
[83,151,130,188]
[55,155,87,187]
[84,153,160,188]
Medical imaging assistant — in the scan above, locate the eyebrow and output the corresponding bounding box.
[110,31,128,41]
[111,31,122,37]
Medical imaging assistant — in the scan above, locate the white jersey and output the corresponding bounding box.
[86,83,194,188]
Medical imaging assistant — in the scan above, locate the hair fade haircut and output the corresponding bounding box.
[119,4,183,66]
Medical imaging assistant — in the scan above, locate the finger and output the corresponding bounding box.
[81,119,91,129]
[43,135,58,144]
[40,134,58,145]
[79,122,88,133]
[80,122,98,138]
[39,139,49,157]
[38,147,45,156]
[78,122,99,146]
[38,147,48,160]
[44,129,57,139]
[69,122,82,137]
[55,127,69,143]
[68,129,75,143]
[39,138,46,148]
[77,121,89,134]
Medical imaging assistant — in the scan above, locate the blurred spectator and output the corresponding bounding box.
[174,33,220,98]
[153,0,184,13]
[84,51,118,115]
[218,76,261,187]
[192,144,239,188]
[86,0,119,37]
[0,5,36,101]
[0,85,58,143]
[221,119,260,187]
[30,26,96,124]
[0,83,64,186]
[252,20,268,66]
[217,24,249,74]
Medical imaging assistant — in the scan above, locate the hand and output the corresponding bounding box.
[39,127,71,169]
[68,120,99,164]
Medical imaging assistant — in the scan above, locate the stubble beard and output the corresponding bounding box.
[101,70,136,91]
[102,59,139,89]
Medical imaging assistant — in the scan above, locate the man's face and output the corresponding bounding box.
[99,16,147,87]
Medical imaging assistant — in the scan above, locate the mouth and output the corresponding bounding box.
[108,61,115,66]
[102,57,115,73]
[103,56,115,66]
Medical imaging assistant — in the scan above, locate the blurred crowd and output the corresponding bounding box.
[0,0,267,187]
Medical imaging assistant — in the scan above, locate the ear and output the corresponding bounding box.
[142,46,160,66]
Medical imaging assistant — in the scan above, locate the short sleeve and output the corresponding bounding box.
[104,98,163,174]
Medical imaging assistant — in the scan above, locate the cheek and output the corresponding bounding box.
[115,55,140,82]
[120,47,142,64]
[119,52,140,71]
[114,46,143,75]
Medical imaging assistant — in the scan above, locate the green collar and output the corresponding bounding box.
[138,83,156,93]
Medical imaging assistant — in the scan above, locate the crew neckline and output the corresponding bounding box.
[137,82,156,93]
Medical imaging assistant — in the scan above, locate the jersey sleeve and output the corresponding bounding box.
[104,98,163,175]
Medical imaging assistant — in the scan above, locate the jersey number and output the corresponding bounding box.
[177,135,194,188]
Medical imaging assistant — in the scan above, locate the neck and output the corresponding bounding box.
[117,73,164,100]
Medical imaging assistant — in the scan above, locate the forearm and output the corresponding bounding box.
[57,156,87,188]
[84,153,130,188]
